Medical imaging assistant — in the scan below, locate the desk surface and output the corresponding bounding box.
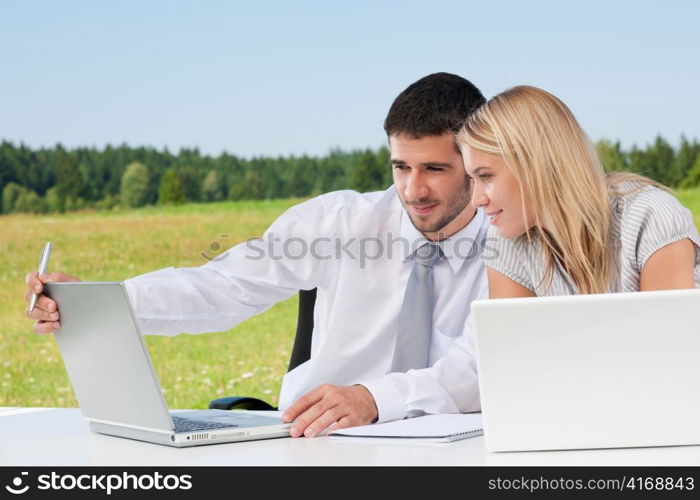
[2,408,700,466]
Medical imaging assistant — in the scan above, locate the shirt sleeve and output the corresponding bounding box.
[621,186,700,272]
[482,225,535,292]
[123,196,331,335]
[358,270,488,422]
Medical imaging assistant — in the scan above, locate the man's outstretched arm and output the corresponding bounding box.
[123,197,330,335]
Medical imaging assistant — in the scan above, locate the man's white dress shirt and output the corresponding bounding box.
[124,186,489,422]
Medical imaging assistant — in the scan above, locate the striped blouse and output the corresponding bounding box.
[484,182,700,295]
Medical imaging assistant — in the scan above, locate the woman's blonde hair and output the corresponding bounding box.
[457,85,661,294]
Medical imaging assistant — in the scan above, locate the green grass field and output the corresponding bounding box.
[0,198,306,410]
[2,189,699,409]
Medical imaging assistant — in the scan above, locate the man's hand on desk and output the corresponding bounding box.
[24,271,81,334]
[282,384,378,438]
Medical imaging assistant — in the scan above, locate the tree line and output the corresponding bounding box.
[1,136,699,215]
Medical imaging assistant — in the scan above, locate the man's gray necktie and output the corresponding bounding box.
[392,241,442,372]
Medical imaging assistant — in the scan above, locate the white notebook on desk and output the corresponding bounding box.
[329,414,483,443]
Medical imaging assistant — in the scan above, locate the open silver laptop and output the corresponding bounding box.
[471,288,700,452]
[45,282,290,447]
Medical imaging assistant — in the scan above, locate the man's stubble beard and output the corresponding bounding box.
[406,176,472,234]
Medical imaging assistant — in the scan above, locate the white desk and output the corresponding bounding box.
[2,408,700,466]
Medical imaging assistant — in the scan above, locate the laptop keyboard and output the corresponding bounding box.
[171,415,239,433]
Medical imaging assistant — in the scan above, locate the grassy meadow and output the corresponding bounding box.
[2,189,700,410]
[0,198,306,409]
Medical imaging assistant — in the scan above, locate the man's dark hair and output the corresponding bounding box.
[383,72,485,138]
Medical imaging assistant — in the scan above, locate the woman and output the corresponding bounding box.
[456,85,700,297]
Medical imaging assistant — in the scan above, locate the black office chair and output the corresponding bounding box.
[208,288,317,411]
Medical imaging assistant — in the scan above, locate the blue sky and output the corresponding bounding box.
[1,1,698,157]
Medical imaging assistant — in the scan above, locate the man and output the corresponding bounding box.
[25,72,489,438]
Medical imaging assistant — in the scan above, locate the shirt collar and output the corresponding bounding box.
[400,207,487,274]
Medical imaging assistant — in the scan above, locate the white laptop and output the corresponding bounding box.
[45,282,290,447]
[471,288,700,452]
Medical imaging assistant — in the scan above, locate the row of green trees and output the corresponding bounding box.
[1,136,699,215]
[596,136,700,188]
[0,141,390,214]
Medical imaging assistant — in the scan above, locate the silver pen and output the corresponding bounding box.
[29,242,52,313]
